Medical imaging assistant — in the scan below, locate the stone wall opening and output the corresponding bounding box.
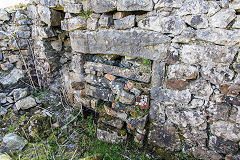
[74,53,152,144]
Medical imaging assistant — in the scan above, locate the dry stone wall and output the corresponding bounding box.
[1,0,240,159]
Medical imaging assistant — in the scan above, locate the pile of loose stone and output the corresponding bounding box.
[1,0,240,159]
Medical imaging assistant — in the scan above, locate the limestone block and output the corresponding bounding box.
[70,29,171,61]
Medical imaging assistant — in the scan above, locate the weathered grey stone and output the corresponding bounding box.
[38,5,62,26]
[151,61,165,88]
[16,31,31,39]
[111,81,125,95]
[151,88,191,105]
[207,1,221,16]
[0,9,10,21]
[177,0,208,16]
[97,128,127,144]
[0,31,8,40]
[0,62,14,71]
[15,96,37,110]
[84,62,151,83]
[180,44,237,65]
[114,15,135,30]
[185,14,208,29]
[138,16,186,35]
[183,110,207,130]
[85,74,110,88]
[70,29,171,61]
[99,117,124,129]
[0,93,7,104]
[127,115,147,131]
[3,133,27,151]
[0,68,24,87]
[207,103,230,121]
[209,9,236,28]
[99,14,113,28]
[211,121,240,142]
[182,128,207,146]
[61,16,87,31]
[51,40,62,51]
[32,25,56,39]
[168,64,198,80]
[27,5,38,20]
[165,107,181,126]
[155,0,183,9]
[104,105,128,121]
[233,15,240,28]
[8,55,20,64]
[64,3,83,13]
[209,136,239,154]
[84,84,114,102]
[87,13,100,30]
[196,28,240,45]
[11,88,28,101]
[130,87,141,97]
[229,1,240,11]
[39,0,62,8]
[148,124,181,151]
[119,90,135,105]
[190,79,213,100]
[84,0,116,13]
[149,100,165,124]
[219,0,230,8]
[117,0,153,11]
[201,63,234,85]
[171,27,196,43]
[192,147,222,160]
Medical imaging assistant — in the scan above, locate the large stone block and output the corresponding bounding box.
[70,29,171,61]
[201,63,234,85]
[138,16,186,35]
[196,28,240,45]
[151,88,191,105]
[148,124,181,151]
[64,3,83,13]
[0,9,10,21]
[209,9,236,28]
[155,0,184,9]
[82,0,116,13]
[209,136,239,154]
[180,44,238,65]
[211,121,240,142]
[168,64,198,80]
[177,0,208,16]
[84,84,114,102]
[38,5,62,26]
[0,68,24,87]
[61,16,87,31]
[117,0,154,11]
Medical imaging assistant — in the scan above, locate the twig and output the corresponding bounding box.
[14,35,36,90]
[26,39,42,89]
[61,108,82,130]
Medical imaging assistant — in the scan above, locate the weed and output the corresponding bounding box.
[142,58,151,66]
[78,11,93,19]
[8,125,16,132]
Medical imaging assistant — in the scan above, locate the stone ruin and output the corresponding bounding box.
[0,0,240,159]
